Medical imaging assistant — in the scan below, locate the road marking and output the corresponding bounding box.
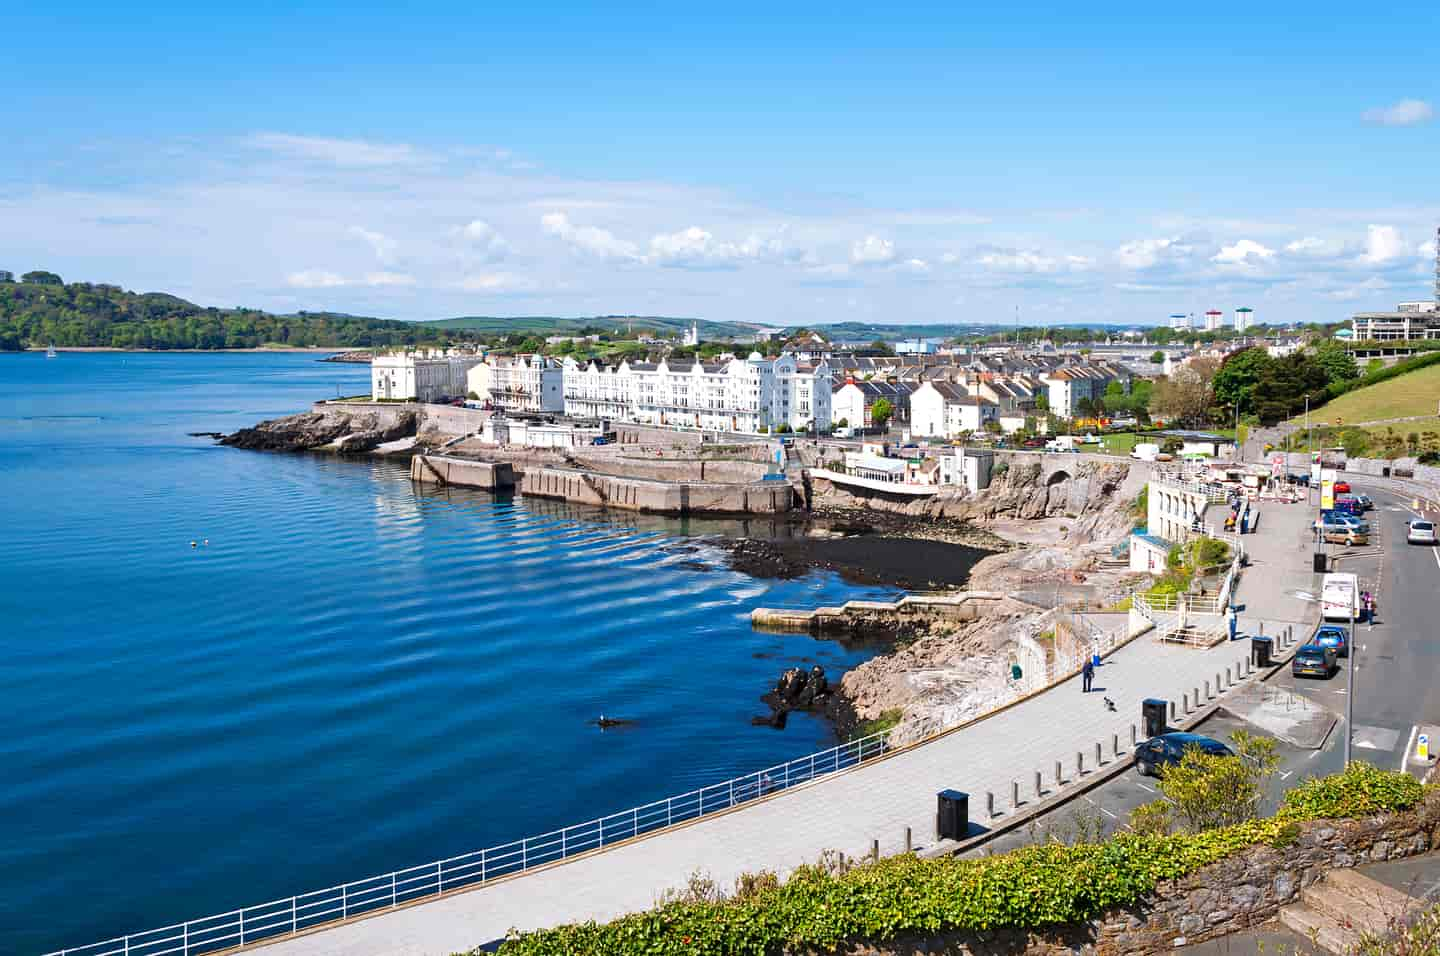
[1135,782,1155,793]
[1402,725,1419,772]
[1279,770,1294,780]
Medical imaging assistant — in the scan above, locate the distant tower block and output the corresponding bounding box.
[1169,313,1189,330]
[1205,310,1224,331]
[1234,307,1254,332]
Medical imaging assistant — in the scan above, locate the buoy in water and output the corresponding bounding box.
[190,541,197,548]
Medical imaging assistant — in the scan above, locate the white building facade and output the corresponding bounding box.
[910,382,999,438]
[466,354,564,413]
[371,349,485,402]
[561,353,830,434]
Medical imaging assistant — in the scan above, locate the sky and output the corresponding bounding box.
[2,1,1437,326]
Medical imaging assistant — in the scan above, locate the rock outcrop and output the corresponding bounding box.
[222,409,417,453]
[754,665,833,728]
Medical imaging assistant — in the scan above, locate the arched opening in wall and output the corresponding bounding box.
[1046,469,1072,486]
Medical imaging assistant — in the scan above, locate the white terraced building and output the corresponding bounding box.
[466,354,564,413]
[562,353,831,433]
[370,349,485,402]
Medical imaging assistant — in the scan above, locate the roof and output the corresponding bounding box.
[1131,532,1172,551]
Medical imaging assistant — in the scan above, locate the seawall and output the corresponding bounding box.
[409,455,516,489]
[751,591,1017,634]
[519,466,794,515]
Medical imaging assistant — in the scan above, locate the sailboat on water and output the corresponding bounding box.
[45,344,57,359]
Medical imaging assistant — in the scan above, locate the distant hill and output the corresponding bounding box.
[423,314,763,339]
[0,274,481,350]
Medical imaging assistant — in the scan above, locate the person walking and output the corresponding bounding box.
[1081,657,1094,693]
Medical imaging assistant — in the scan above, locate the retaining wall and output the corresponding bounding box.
[751,592,1013,635]
[520,466,793,515]
[409,455,516,489]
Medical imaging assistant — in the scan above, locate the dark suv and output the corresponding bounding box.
[1134,732,1233,777]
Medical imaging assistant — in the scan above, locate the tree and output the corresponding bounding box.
[1150,357,1219,427]
[21,270,63,285]
[1156,730,1279,832]
[868,339,896,356]
[870,397,894,431]
[1252,352,1328,425]
[1312,338,1358,385]
[1212,347,1272,416]
[1150,350,1165,364]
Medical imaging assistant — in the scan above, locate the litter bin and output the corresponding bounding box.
[1313,551,1327,573]
[1141,698,1168,738]
[1252,635,1274,669]
[936,789,969,841]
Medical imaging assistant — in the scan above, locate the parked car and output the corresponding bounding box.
[1292,644,1339,679]
[1134,733,1234,776]
[1316,514,1370,545]
[1334,480,1352,494]
[1322,526,1370,546]
[1408,519,1437,545]
[1311,624,1350,658]
[1333,495,1363,515]
[1318,512,1370,534]
[1354,493,1374,511]
[1022,437,1047,448]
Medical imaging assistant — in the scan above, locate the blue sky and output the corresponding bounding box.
[2,1,1437,325]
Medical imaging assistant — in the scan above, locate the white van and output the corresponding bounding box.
[1320,572,1358,622]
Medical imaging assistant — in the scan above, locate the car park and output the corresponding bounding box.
[1311,624,1350,658]
[1408,519,1437,545]
[1292,644,1338,679]
[1133,732,1233,777]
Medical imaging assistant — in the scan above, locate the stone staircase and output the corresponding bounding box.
[1278,867,1418,953]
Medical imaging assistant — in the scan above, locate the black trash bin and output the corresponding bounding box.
[936,789,969,840]
[1252,635,1274,669]
[1313,551,1328,573]
[1141,698,1167,738]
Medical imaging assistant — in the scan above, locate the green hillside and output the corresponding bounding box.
[1292,360,1440,427]
[0,273,481,350]
[424,314,760,339]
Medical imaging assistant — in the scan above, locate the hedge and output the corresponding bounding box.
[485,764,1424,956]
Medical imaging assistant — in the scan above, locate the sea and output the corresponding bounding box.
[0,352,896,954]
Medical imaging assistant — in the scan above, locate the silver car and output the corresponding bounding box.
[1408,519,1437,545]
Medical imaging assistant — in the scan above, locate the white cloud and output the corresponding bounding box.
[1211,239,1276,267]
[454,219,509,263]
[458,272,537,292]
[1115,236,1190,270]
[246,133,424,166]
[1325,276,1390,301]
[286,269,415,288]
[363,271,416,287]
[898,258,931,274]
[1361,99,1435,127]
[976,249,1093,273]
[1284,236,1334,256]
[348,226,397,265]
[1358,224,1406,264]
[850,235,896,265]
[1419,239,1438,260]
[286,270,348,289]
[540,212,640,261]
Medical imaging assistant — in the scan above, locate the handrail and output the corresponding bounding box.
[47,728,893,956]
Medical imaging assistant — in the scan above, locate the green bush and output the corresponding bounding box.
[1278,761,1424,822]
[489,768,1425,955]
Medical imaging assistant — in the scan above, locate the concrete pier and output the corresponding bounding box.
[520,466,793,515]
[409,455,516,490]
[751,592,1014,634]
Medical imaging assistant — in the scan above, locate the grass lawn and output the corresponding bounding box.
[1288,362,1440,427]
[1099,432,1142,455]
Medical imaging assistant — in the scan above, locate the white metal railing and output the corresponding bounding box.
[46,730,892,956]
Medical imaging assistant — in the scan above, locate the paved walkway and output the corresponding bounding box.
[249,506,1319,956]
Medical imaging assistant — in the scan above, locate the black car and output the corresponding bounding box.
[1134,732,1233,776]
[1289,472,1311,486]
[1292,643,1338,679]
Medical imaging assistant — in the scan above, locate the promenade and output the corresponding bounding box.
[236,505,1319,956]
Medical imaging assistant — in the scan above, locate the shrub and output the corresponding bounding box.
[1278,761,1423,822]
[1156,730,1279,832]
[851,709,902,739]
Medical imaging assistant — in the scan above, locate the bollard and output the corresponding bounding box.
[1204,679,1211,699]
[905,826,912,853]
[1216,672,1222,693]
[1113,733,1120,757]
[1096,741,1103,766]
[1055,759,1063,786]
[1130,724,1137,746]
[1169,700,1177,722]
[1035,770,1042,798]
[987,791,995,819]
[1077,751,1084,775]
[1195,685,1201,704]
[872,839,880,864]
[1226,666,1232,687]
[1183,692,1190,713]
[1012,780,1020,808]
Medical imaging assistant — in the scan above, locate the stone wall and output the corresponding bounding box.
[519,466,793,515]
[832,795,1440,955]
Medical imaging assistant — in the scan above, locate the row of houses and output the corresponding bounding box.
[369,348,1124,437]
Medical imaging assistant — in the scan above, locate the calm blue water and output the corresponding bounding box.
[0,353,893,954]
